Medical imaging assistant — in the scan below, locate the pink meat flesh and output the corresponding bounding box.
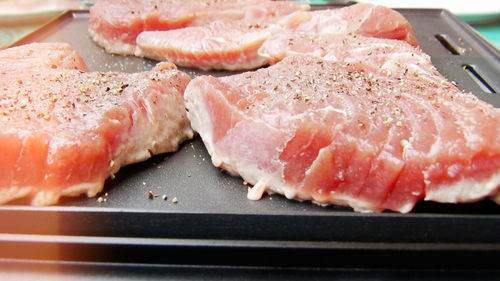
[135,3,417,70]
[184,49,500,213]
[0,42,193,205]
[88,0,308,55]
[259,3,418,65]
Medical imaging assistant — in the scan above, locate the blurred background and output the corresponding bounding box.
[0,0,498,49]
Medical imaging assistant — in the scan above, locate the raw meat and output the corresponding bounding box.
[136,20,274,71]
[0,43,193,205]
[88,0,309,56]
[184,52,500,213]
[260,33,430,77]
[134,1,309,70]
[259,3,418,64]
[0,42,88,73]
[135,3,415,71]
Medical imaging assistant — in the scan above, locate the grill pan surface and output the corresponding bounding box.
[1,6,500,276]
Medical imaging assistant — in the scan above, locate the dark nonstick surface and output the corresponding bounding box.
[1,7,499,271]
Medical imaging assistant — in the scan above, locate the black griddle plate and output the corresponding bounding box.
[1,6,500,277]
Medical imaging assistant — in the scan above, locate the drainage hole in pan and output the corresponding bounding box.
[435,34,465,55]
[462,64,496,94]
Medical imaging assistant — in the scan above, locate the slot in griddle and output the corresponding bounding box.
[1,7,499,272]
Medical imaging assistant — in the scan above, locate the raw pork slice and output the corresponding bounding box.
[135,0,309,70]
[88,0,309,56]
[136,3,414,71]
[136,21,274,71]
[0,43,193,205]
[260,33,430,77]
[0,42,88,73]
[259,3,418,64]
[184,53,500,213]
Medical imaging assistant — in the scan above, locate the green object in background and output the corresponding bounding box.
[0,11,64,49]
[0,25,42,49]
[464,19,500,48]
